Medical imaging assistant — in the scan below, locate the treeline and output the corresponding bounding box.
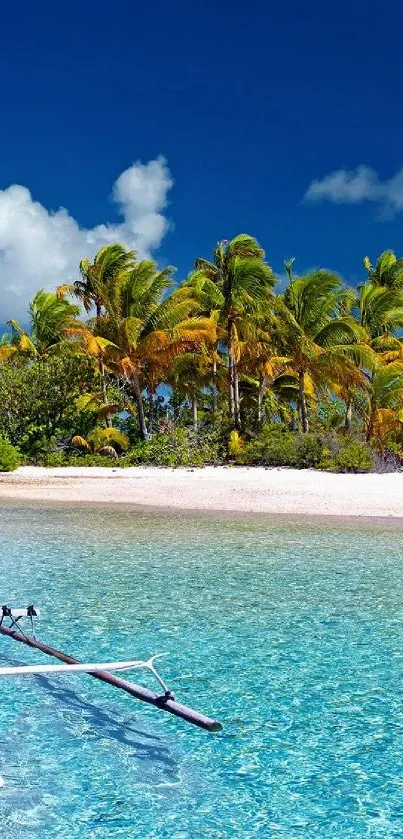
[1,236,403,471]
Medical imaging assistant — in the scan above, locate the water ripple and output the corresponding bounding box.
[0,505,402,837]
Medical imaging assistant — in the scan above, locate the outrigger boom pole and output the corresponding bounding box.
[0,623,222,733]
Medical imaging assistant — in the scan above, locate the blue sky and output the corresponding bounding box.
[1,0,403,321]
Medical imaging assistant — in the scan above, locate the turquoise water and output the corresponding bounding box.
[0,504,402,838]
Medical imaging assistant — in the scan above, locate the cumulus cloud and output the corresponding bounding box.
[0,156,173,322]
[304,164,403,217]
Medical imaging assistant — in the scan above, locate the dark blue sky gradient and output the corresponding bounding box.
[1,0,403,286]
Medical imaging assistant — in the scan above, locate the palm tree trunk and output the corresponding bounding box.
[298,370,309,433]
[366,406,374,442]
[344,398,352,433]
[192,395,198,432]
[228,357,235,424]
[228,322,240,428]
[228,351,236,426]
[258,375,268,427]
[234,365,241,429]
[212,356,218,414]
[95,296,111,428]
[148,387,155,435]
[132,374,149,441]
[99,359,112,428]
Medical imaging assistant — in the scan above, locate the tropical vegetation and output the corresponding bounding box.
[2,239,403,472]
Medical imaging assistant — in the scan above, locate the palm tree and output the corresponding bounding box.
[363,251,403,289]
[184,274,224,415]
[366,363,403,446]
[355,282,403,340]
[8,290,80,356]
[93,259,216,440]
[233,309,289,426]
[57,244,137,425]
[333,283,403,430]
[166,350,215,432]
[337,271,403,432]
[57,243,136,317]
[71,427,129,458]
[192,235,275,427]
[278,265,368,432]
[62,330,122,428]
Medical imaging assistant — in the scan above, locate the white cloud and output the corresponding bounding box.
[304,164,403,216]
[0,156,173,322]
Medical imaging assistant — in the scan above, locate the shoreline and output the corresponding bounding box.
[0,465,403,523]
[1,497,403,531]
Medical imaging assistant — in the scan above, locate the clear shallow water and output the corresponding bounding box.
[0,504,402,838]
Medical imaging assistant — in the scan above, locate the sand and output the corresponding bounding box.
[0,465,402,518]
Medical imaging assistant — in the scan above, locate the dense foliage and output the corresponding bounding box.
[2,240,403,471]
[0,434,20,472]
[0,356,97,456]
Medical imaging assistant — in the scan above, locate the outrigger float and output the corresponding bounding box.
[0,606,222,733]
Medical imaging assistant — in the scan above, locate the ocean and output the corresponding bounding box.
[0,503,402,837]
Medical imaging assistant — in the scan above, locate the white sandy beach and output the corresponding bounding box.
[0,465,402,518]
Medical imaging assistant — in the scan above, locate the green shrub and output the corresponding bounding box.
[22,425,377,473]
[34,451,122,467]
[0,434,20,472]
[331,439,375,473]
[0,356,97,456]
[238,426,329,469]
[240,430,296,466]
[35,451,67,467]
[123,428,221,467]
[36,429,221,468]
[293,434,325,468]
